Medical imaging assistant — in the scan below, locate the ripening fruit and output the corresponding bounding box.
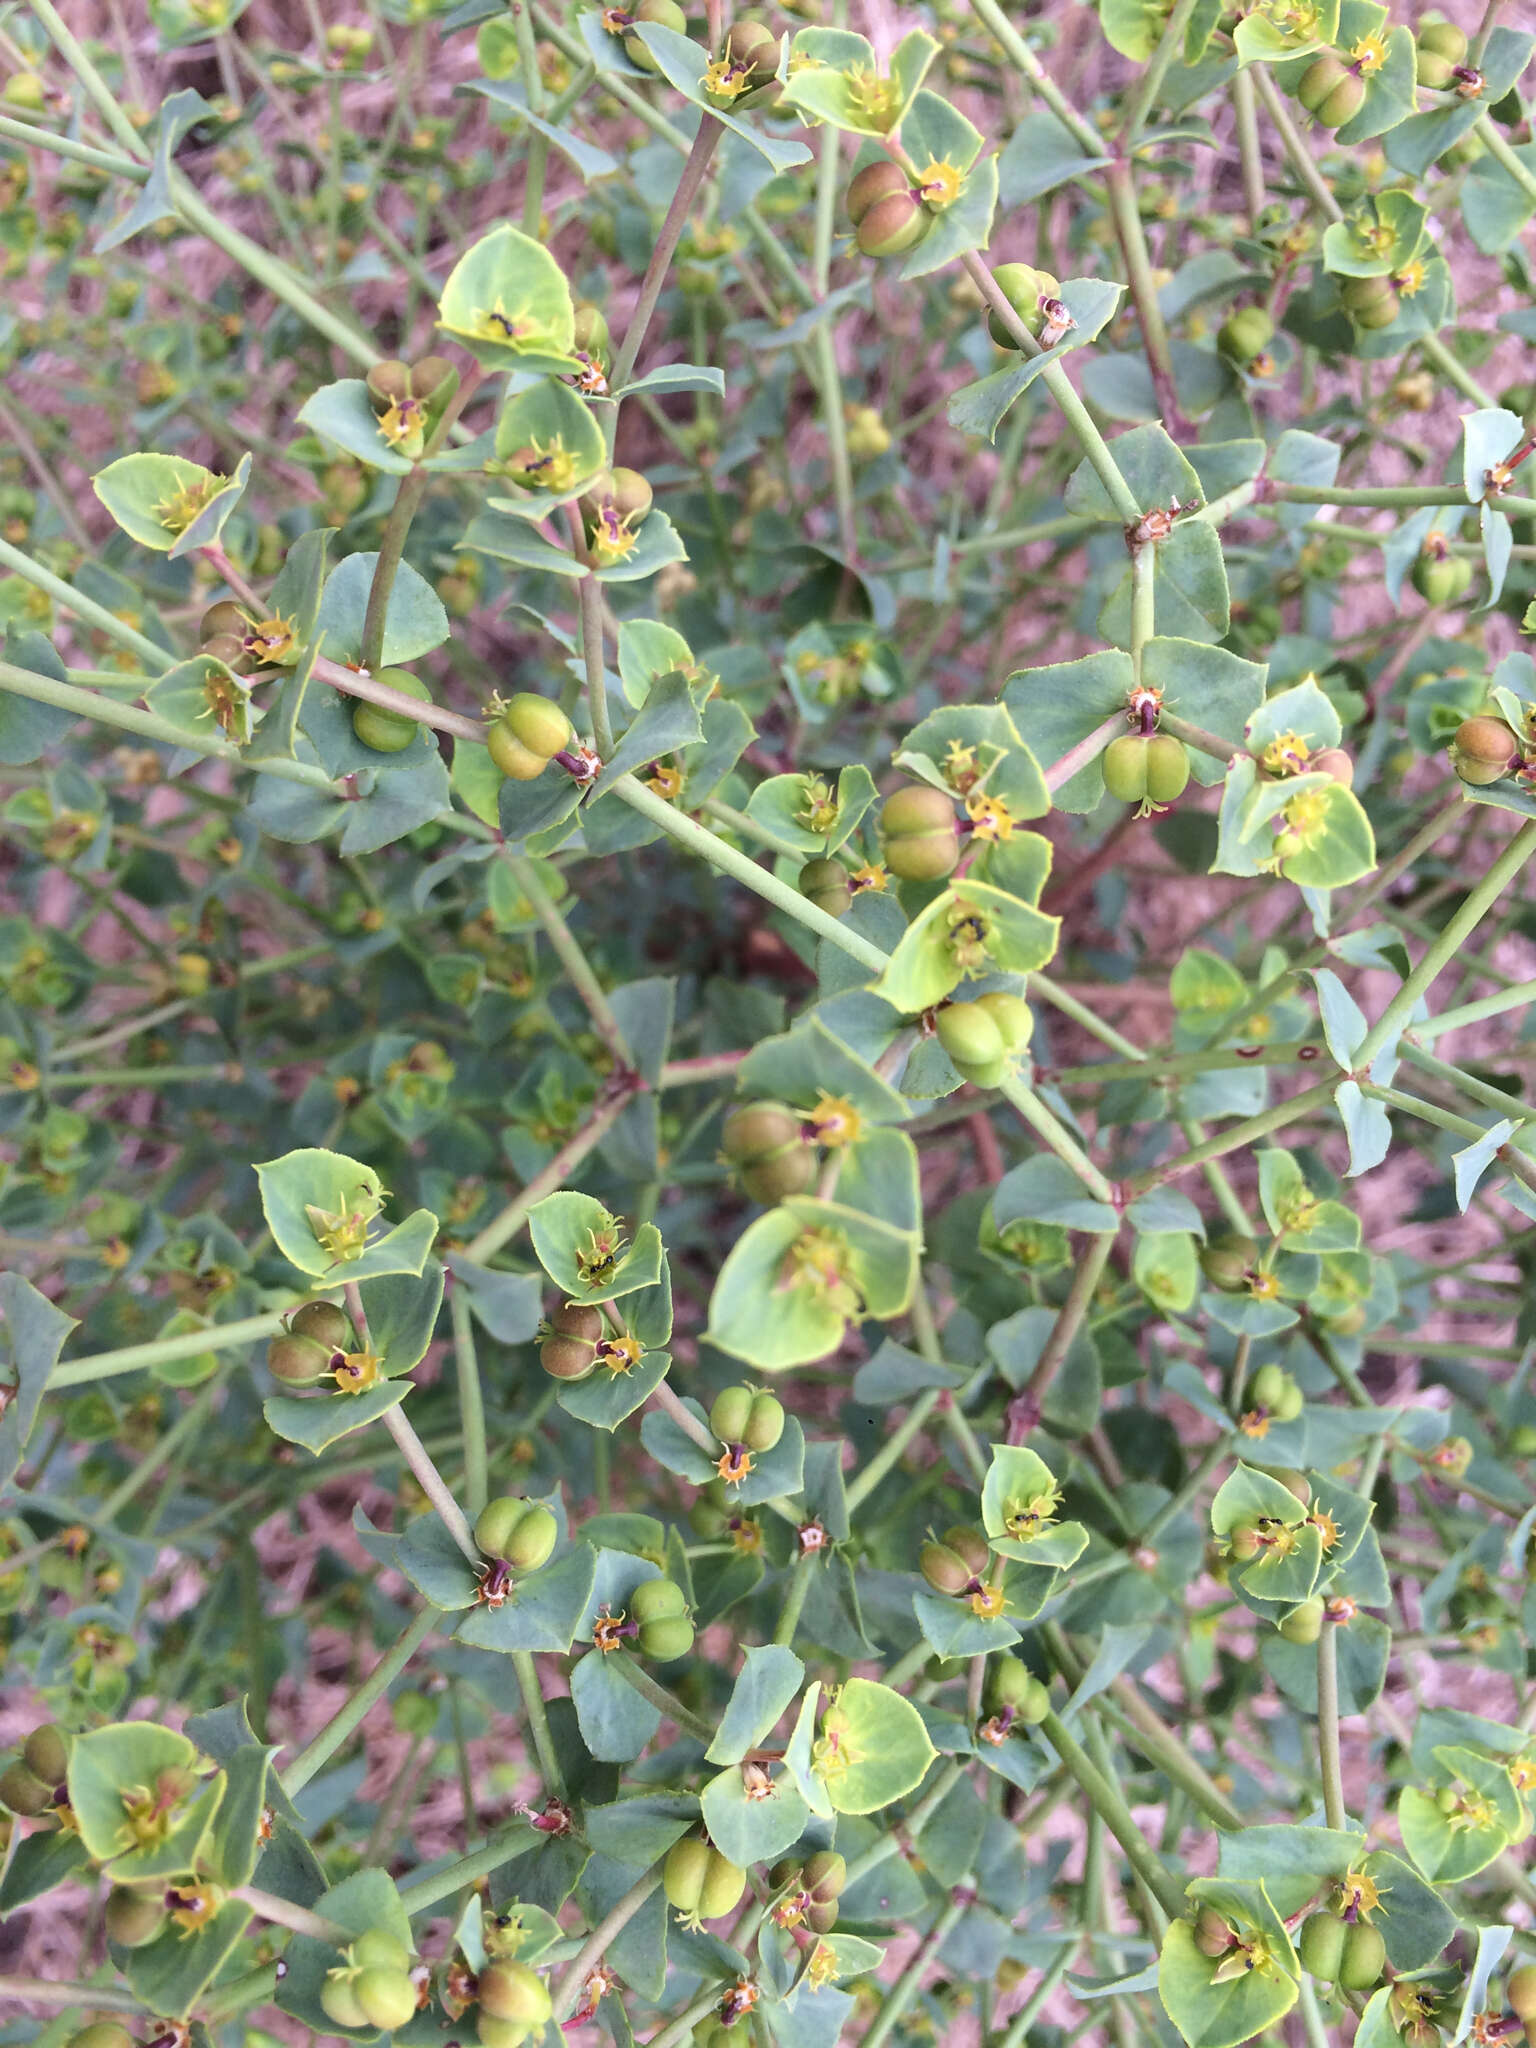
[1297,52,1365,128]
[1278,1595,1325,1644]
[709,1385,784,1451]
[289,1299,351,1350]
[582,466,653,526]
[350,1930,412,1972]
[1508,1967,1536,2020]
[573,302,610,359]
[845,160,909,226]
[540,1300,605,1381]
[1450,715,1520,787]
[1340,272,1399,330]
[487,693,574,781]
[411,353,457,404]
[1102,733,1190,808]
[631,1574,695,1658]
[799,856,851,918]
[0,1760,53,1814]
[22,1724,68,1785]
[1415,17,1467,88]
[1411,548,1473,606]
[721,1100,817,1206]
[664,1836,747,1923]
[1298,1910,1348,1981]
[1193,1906,1235,1958]
[856,190,928,258]
[921,1525,990,1593]
[975,990,1034,1053]
[479,1958,554,2029]
[624,0,687,68]
[1339,1921,1387,1991]
[742,1390,784,1450]
[67,2031,136,2048]
[880,784,959,880]
[1217,305,1274,365]
[352,669,431,753]
[366,360,412,409]
[266,1333,333,1385]
[987,262,1062,347]
[723,17,779,81]
[474,1497,557,1570]
[1200,1233,1257,1291]
[353,1968,421,2030]
[1249,1363,1303,1421]
[105,1884,167,1948]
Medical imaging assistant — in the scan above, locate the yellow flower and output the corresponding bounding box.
[1395,256,1428,297]
[155,471,225,536]
[1350,32,1387,74]
[965,791,1016,842]
[849,861,888,893]
[805,1091,862,1148]
[915,158,965,208]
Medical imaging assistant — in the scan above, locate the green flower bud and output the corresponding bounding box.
[855,190,928,258]
[479,1959,554,2029]
[1279,1595,1325,1644]
[474,1497,557,1570]
[487,693,574,781]
[846,159,909,226]
[1451,715,1520,786]
[105,1883,167,1948]
[1193,1905,1236,1958]
[352,669,431,753]
[22,1723,68,1786]
[288,1299,351,1350]
[880,784,959,880]
[1217,306,1275,364]
[1298,1911,1347,1982]
[799,856,851,918]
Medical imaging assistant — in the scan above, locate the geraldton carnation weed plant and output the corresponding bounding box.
[2,0,1536,2045]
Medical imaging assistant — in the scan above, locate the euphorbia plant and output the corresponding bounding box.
[1,0,1536,2044]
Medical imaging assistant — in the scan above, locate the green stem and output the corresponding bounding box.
[513,0,550,234]
[514,1649,567,1797]
[1121,0,1199,140]
[396,1821,539,1910]
[0,659,335,791]
[1124,1082,1338,1195]
[995,1940,1081,2048]
[0,110,145,175]
[1105,158,1182,433]
[234,1884,347,1942]
[1415,977,1536,1042]
[608,775,891,972]
[574,556,614,756]
[965,0,1106,155]
[29,0,149,157]
[610,114,724,390]
[1353,822,1536,1069]
[505,851,633,1067]
[0,1978,142,2013]
[1026,1235,1116,1402]
[1231,66,1265,226]
[552,1873,664,2021]
[773,1559,814,1646]
[51,1311,285,1389]
[1316,1623,1346,1829]
[613,1653,715,1741]
[461,1084,638,1262]
[380,1397,479,1561]
[0,537,171,667]
[98,1375,224,1524]
[1251,61,1339,219]
[996,1072,1120,1206]
[449,1282,488,1517]
[1105,1677,1243,1830]
[845,1389,942,1511]
[360,469,431,672]
[1037,1709,1185,1921]
[1129,537,1157,685]
[1474,116,1536,204]
[279,1606,437,1795]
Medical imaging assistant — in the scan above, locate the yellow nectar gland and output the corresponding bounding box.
[155,472,225,536]
[716,1445,755,1486]
[333,1347,382,1394]
[377,394,426,449]
[795,774,840,834]
[305,1189,382,1263]
[1310,1506,1341,1550]
[590,505,642,567]
[805,1091,862,1148]
[965,791,1015,842]
[1395,257,1428,297]
[1336,1866,1385,1919]
[915,158,965,208]
[806,1942,839,1991]
[576,1220,628,1285]
[596,1333,643,1376]
[1349,32,1387,73]
[245,613,296,664]
[1239,1410,1272,1439]
[592,1608,627,1653]
[470,301,551,349]
[507,437,580,492]
[644,760,684,802]
[845,64,899,127]
[969,1580,1007,1619]
[849,861,889,893]
[1004,1485,1060,1540]
[782,1227,861,1316]
[945,901,994,974]
[703,54,752,101]
[1260,729,1312,777]
[1211,1933,1282,1984]
[943,739,983,793]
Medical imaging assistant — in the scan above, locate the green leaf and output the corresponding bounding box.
[947,277,1124,443]
[1399,1747,1524,1881]
[707,1645,806,1765]
[571,1649,661,1761]
[144,654,251,750]
[893,702,1051,822]
[994,1156,1118,1233]
[1158,1914,1298,2048]
[593,671,704,793]
[93,451,252,557]
[814,1677,936,1814]
[1141,640,1266,788]
[296,380,416,473]
[911,1590,1020,1657]
[0,1828,91,1912]
[1004,649,1135,814]
[701,1761,810,1865]
[996,108,1113,206]
[738,1017,910,1123]
[526,1192,665,1302]
[313,552,451,668]
[1101,521,1230,646]
[263,1379,410,1454]
[746,765,881,855]
[0,629,89,764]
[557,1344,671,1430]
[253,1148,438,1282]
[0,1271,76,1488]
[120,1899,253,2020]
[456,1544,598,1653]
[437,223,580,373]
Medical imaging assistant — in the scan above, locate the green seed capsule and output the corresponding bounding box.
[0,1761,53,1814]
[266,1333,333,1385]
[23,1724,68,1785]
[744,1390,785,1451]
[474,1497,557,1570]
[1145,734,1191,805]
[67,2031,136,2048]
[935,1002,1006,1071]
[623,0,687,68]
[487,692,574,780]
[974,990,1034,1053]
[479,1958,554,2027]
[352,668,432,753]
[799,856,851,918]
[1298,1911,1347,1982]
[846,160,909,226]
[288,1299,351,1350]
[1279,1595,1325,1645]
[1218,306,1275,364]
[1339,1921,1386,1991]
[638,1612,696,1660]
[1508,1966,1536,2020]
[1411,551,1473,606]
[855,191,928,258]
[986,262,1062,347]
[1201,1234,1257,1291]
[740,1150,818,1203]
[319,1970,370,2029]
[665,1837,747,1922]
[880,784,959,880]
[1340,272,1399,329]
[105,1883,167,1948]
[1451,715,1520,786]
[353,1967,420,2030]
[710,1385,755,1443]
[631,1575,687,1621]
[1102,733,1150,804]
[349,1929,412,1972]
